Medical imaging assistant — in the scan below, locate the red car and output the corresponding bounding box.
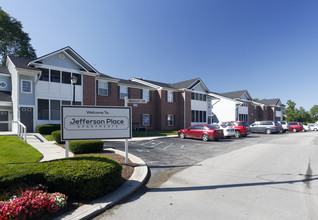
[289,122,303,132]
[222,121,251,138]
[178,124,224,141]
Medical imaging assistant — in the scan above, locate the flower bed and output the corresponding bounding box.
[0,190,67,219]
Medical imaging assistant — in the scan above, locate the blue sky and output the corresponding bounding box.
[1,0,317,110]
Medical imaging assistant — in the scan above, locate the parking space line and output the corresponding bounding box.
[163,143,173,150]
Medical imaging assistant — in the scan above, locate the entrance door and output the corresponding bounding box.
[0,111,8,131]
[20,107,33,132]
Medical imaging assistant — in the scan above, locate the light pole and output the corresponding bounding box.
[70,76,78,105]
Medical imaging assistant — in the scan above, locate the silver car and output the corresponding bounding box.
[250,121,282,134]
[278,121,290,133]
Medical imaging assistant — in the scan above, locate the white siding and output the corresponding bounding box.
[238,106,248,114]
[37,81,82,101]
[212,98,237,123]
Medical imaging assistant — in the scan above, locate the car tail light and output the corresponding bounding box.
[274,126,278,129]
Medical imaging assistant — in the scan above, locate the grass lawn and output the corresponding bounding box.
[132,130,178,137]
[0,136,43,164]
[43,134,55,141]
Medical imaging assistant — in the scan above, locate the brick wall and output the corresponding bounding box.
[83,75,95,105]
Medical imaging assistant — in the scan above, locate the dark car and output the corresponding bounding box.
[178,124,224,141]
[250,121,282,134]
[222,121,251,138]
[289,122,303,132]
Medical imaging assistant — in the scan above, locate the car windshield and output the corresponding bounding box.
[220,124,227,128]
[206,125,219,130]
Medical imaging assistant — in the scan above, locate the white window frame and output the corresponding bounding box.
[167,91,174,103]
[120,86,128,99]
[142,114,151,127]
[98,81,108,96]
[21,80,32,93]
[143,89,150,102]
[167,114,175,126]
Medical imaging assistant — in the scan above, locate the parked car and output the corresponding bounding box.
[303,124,310,132]
[289,122,303,132]
[217,123,236,139]
[308,123,318,131]
[250,121,282,134]
[222,121,250,138]
[178,124,224,141]
[278,121,290,133]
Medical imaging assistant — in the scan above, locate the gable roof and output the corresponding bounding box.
[171,78,200,89]
[7,56,39,71]
[28,46,99,74]
[130,78,176,90]
[0,66,10,75]
[117,78,153,89]
[257,98,281,106]
[220,90,252,100]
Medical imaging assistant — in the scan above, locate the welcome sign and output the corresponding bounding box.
[61,106,132,141]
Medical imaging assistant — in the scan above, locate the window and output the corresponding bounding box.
[191,92,207,101]
[239,114,248,122]
[265,106,267,112]
[191,110,207,123]
[50,100,60,120]
[167,114,175,126]
[21,80,32,93]
[120,86,128,99]
[50,70,60,83]
[167,91,174,103]
[62,71,71,84]
[142,114,151,126]
[72,73,82,85]
[276,107,281,111]
[62,100,71,106]
[98,81,108,96]
[38,99,49,120]
[142,89,150,102]
[39,68,49,81]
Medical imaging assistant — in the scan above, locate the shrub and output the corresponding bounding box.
[0,156,122,199]
[69,140,104,154]
[36,124,60,134]
[52,130,64,144]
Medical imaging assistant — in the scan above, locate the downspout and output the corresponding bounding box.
[183,89,186,128]
[210,97,220,124]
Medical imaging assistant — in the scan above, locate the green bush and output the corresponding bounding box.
[0,156,122,199]
[51,130,64,144]
[69,140,104,154]
[36,124,60,134]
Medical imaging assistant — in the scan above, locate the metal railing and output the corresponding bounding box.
[0,121,27,142]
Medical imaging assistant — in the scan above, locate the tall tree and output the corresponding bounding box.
[0,7,36,66]
[310,105,318,121]
[284,100,298,122]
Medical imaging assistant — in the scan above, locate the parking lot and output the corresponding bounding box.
[104,132,303,187]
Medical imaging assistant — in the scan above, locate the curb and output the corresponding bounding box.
[57,149,149,220]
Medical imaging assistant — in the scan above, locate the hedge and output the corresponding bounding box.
[69,140,104,154]
[0,156,122,199]
[52,130,64,144]
[36,124,60,134]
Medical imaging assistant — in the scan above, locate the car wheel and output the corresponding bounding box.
[202,134,209,142]
[179,132,185,139]
[293,128,297,132]
[282,130,286,133]
[226,136,231,139]
[265,129,271,134]
[314,128,317,131]
[235,131,241,138]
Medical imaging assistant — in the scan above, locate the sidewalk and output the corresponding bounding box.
[23,133,149,220]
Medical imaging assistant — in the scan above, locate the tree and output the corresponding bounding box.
[0,7,36,66]
[284,100,298,122]
[310,105,318,122]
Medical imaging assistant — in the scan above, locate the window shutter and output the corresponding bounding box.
[108,82,112,96]
[173,92,176,103]
[150,114,152,126]
[118,86,120,98]
[141,89,143,99]
[96,80,99,95]
[166,91,168,102]
[149,91,152,102]
[128,88,131,98]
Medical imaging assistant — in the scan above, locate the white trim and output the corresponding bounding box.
[209,92,243,104]
[130,77,163,90]
[33,64,82,74]
[21,80,32,93]
[0,73,10,77]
